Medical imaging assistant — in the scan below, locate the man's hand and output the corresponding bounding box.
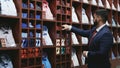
[83,51,88,58]
[62,24,71,30]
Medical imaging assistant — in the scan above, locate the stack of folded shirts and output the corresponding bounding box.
[36,24,42,29]
[22,23,28,28]
[90,13,94,25]
[82,8,89,24]
[42,52,51,68]
[98,0,104,7]
[42,26,53,45]
[111,52,116,59]
[117,23,120,27]
[113,37,116,43]
[22,32,27,38]
[22,13,28,18]
[73,0,79,1]
[71,48,79,67]
[106,0,111,9]
[71,32,79,45]
[91,0,97,5]
[29,3,34,9]
[118,4,120,11]
[22,2,27,8]
[72,7,79,23]
[82,37,88,44]
[42,0,54,20]
[112,18,117,27]
[0,0,17,16]
[117,35,120,43]
[83,0,89,3]
[81,54,85,65]
[112,0,116,10]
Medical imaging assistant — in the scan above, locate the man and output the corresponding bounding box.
[62,9,113,68]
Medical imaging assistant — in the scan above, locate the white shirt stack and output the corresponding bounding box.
[82,8,89,24]
[82,37,88,44]
[91,0,97,5]
[72,7,79,23]
[106,0,111,9]
[112,0,116,10]
[117,3,120,11]
[0,0,17,16]
[90,13,94,25]
[42,26,53,46]
[98,0,104,7]
[71,48,79,67]
[71,32,79,45]
[83,0,89,3]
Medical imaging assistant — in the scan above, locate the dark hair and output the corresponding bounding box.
[95,9,108,23]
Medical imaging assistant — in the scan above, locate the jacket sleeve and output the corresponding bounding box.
[71,26,91,37]
[88,32,113,59]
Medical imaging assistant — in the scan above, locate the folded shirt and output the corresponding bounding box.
[42,26,53,45]
[0,54,13,68]
[106,0,111,9]
[72,7,79,23]
[82,8,89,24]
[91,0,97,5]
[42,0,54,20]
[42,52,51,68]
[82,37,88,44]
[0,0,17,16]
[98,0,104,7]
[71,48,79,67]
[71,32,79,45]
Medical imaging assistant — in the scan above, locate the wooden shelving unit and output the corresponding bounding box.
[0,0,120,68]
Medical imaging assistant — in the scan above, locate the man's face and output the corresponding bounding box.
[93,13,101,26]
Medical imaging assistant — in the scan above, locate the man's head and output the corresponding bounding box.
[93,9,108,26]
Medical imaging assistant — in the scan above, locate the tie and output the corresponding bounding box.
[88,30,97,46]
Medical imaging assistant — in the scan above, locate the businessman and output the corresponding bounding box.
[62,9,113,68]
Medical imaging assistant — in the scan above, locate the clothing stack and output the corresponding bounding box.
[0,54,13,68]
[72,7,79,23]
[82,8,89,24]
[71,48,79,67]
[42,0,54,20]
[82,37,88,44]
[0,26,16,47]
[83,0,89,3]
[98,0,104,7]
[71,32,79,45]
[106,0,111,9]
[112,0,116,10]
[0,0,17,16]
[91,0,97,5]
[112,16,117,27]
[42,52,51,68]
[42,26,53,46]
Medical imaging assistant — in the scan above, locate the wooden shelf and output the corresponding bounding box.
[0,0,119,68]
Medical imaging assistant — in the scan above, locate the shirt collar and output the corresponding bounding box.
[96,24,106,32]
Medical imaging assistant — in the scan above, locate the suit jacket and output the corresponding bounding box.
[71,25,113,68]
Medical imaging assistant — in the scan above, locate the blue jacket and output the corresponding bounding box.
[71,25,113,68]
